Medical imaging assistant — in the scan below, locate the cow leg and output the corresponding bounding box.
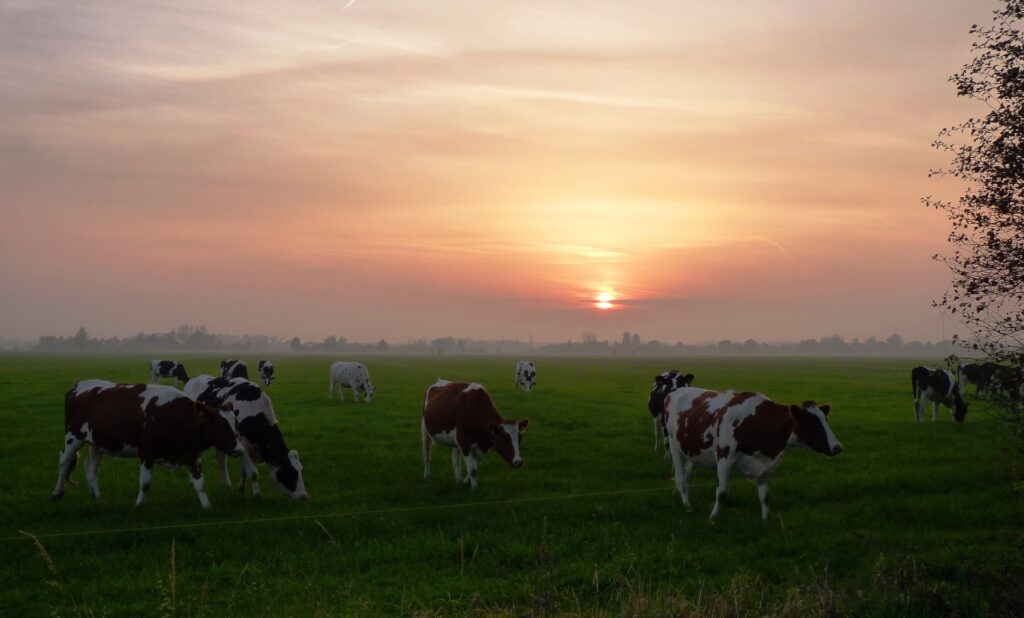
[709,459,732,521]
[189,460,212,509]
[215,451,231,488]
[245,456,261,497]
[85,446,103,500]
[451,448,463,482]
[668,442,692,511]
[914,397,924,423]
[338,385,345,401]
[328,379,333,399]
[135,461,154,507]
[653,417,660,451]
[932,402,939,422]
[463,452,479,490]
[52,434,84,499]
[421,420,432,480]
[757,475,771,521]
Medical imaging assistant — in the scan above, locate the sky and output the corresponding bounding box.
[0,0,995,344]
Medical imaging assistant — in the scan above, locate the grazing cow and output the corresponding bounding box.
[220,359,249,380]
[53,380,242,509]
[647,370,695,456]
[514,361,537,392]
[989,364,1024,401]
[959,362,997,398]
[258,360,275,387]
[184,376,308,500]
[664,387,842,521]
[421,380,529,489]
[329,362,375,402]
[149,360,189,387]
[912,366,968,423]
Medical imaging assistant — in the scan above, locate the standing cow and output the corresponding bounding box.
[647,370,694,456]
[329,362,375,402]
[149,360,189,387]
[664,387,842,521]
[220,359,249,380]
[185,375,308,500]
[912,366,968,423]
[53,380,242,509]
[421,380,529,489]
[958,363,995,398]
[258,360,275,387]
[514,361,537,392]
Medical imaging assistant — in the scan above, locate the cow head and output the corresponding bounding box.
[648,372,692,416]
[489,419,529,468]
[363,380,375,401]
[271,450,308,500]
[522,368,536,392]
[172,364,190,383]
[790,401,842,456]
[952,391,968,423]
[198,402,244,456]
[677,373,695,388]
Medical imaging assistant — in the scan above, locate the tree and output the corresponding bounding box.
[926,1,1024,363]
[290,336,303,352]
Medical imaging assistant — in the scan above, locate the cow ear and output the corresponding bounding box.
[518,418,529,433]
[789,404,805,420]
[819,404,832,416]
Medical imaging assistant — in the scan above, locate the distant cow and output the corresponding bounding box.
[421,380,529,489]
[647,370,695,456]
[959,362,997,398]
[185,376,308,500]
[53,380,241,509]
[664,387,842,521]
[220,359,249,380]
[514,361,537,392]
[912,366,968,423]
[149,360,189,387]
[329,362,375,402]
[258,360,275,387]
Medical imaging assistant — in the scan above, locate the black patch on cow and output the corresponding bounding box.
[237,414,299,491]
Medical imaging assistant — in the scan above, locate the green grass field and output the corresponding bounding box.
[0,354,1020,616]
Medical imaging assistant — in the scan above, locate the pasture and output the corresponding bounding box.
[0,354,1020,616]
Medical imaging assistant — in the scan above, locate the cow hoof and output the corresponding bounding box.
[51,492,63,500]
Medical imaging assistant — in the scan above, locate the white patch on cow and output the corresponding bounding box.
[74,380,116,397]
[504,424,523,464]
[139,385,182,409]
[463,383,484,392]
[431,428,459,448]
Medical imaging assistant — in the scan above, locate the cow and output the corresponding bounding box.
[421,380,529,489]
[664,387,842,521]
[912,366,968,423]
[647,370,695,456]
[514,361,537,392]
[149,360,189,387]
[53,380,242,509]
[959,362,997,398]
[220,359,249,380]
[184,375,308,500]
[258,360,275,387]
[989,364,1024,402]
[329,361,375,402]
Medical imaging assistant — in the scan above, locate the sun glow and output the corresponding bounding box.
[595,292,615,310]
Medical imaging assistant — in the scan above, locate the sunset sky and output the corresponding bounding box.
[0,0,993,343]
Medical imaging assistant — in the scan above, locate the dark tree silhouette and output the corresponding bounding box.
[926,1,1024,364]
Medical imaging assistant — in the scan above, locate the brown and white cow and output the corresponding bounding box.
[421,379,529,489]
[664,387,842,521]
[53,380,242,509]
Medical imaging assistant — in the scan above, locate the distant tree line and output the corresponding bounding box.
[24,326,966,357]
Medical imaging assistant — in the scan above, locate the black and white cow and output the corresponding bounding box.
[514,360,537,392]
[329,361,375,402]
[959,362,997,398]
[149,360,189,387]
[647,370,694,456]
[912,366,968,423]
[184,376,308,500]
[54,380,242,509]
[220,359,249,380]
[258,360,275,387]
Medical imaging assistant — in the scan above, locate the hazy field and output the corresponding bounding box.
[0,354,1019,616]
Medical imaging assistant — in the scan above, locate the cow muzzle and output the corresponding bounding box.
[830,444,843,456]
[511,459,524,469]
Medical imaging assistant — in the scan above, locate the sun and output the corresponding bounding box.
[594,292,615,310]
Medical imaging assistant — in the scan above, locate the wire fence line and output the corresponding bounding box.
[4,484,705,544]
